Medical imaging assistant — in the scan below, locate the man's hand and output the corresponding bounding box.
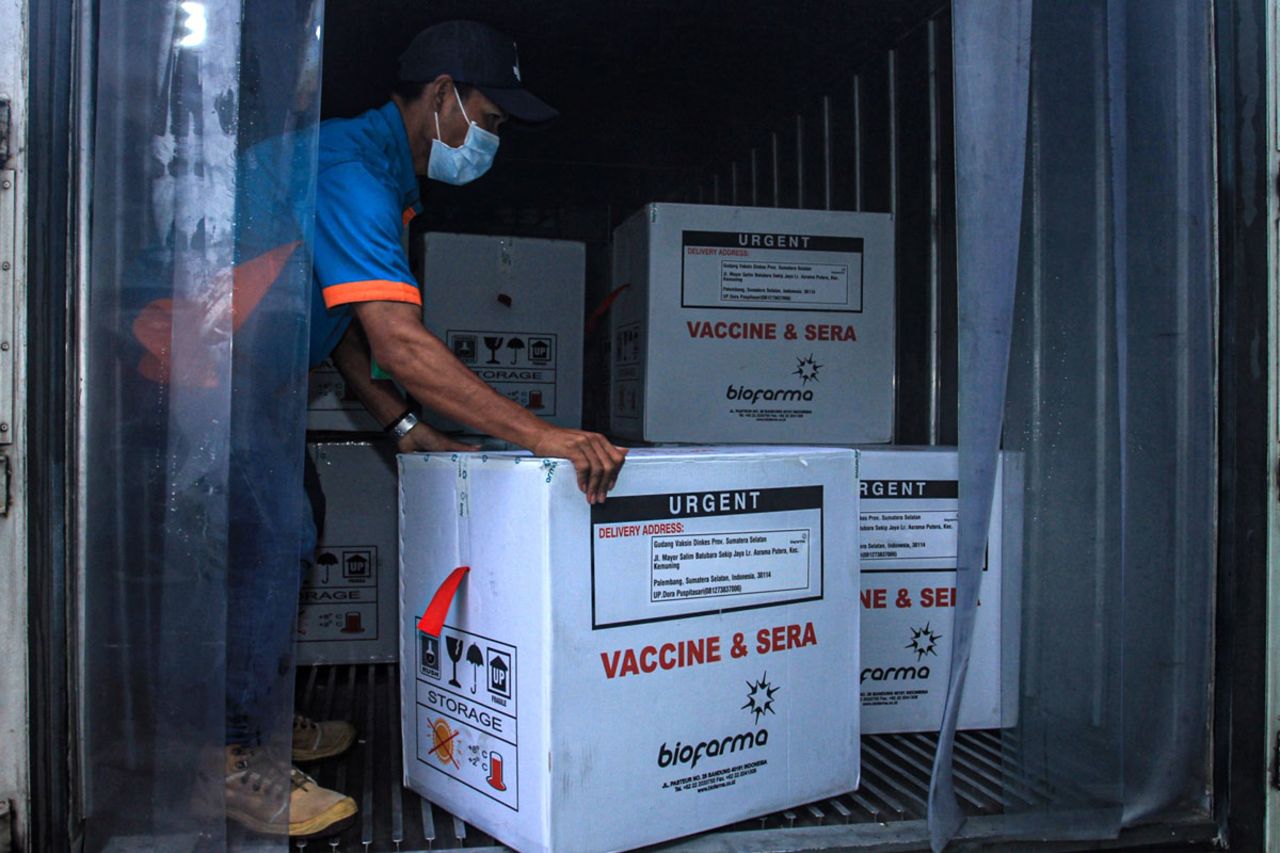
[396,422,480,455]
[349,302,628,503]
[531,426,628,505]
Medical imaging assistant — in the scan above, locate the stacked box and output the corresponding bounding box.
[857,448,1021,733]
[399,447,860,853]
[306,233,585,434]
[295,441,399,664]
[609,203,894,444]
[417,232,585,432]
[306,359,380,432]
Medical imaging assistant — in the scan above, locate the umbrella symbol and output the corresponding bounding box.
[506,338,525,365]
[315,552,338,584]
[466,643,484,693]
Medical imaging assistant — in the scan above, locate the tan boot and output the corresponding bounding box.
[292,712,357,762]
[224,744,357,838]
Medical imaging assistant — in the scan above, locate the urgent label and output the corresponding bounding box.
[680,231,865,313]
[590,486,824,628]
[860,481,962,571]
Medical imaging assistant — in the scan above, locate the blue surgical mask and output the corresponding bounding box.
[428,87,500,185]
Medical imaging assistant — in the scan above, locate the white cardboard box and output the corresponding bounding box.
[295,441,399,664]
[856,448,1021,734]
[417,232,585,432]
[609,204,894,444]
[399,447,860,853]
[306,359,380,432]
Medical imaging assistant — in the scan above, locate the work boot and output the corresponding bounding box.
[224,744,357,838]
[292,712,357,762]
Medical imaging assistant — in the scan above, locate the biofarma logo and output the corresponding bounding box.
[725,353,821,405]
[726,386,813,405]
[861,624,943,683]
[656,730,769,770]
[905,622,942,661]
[860,663,931,683]
[793,353,822,385]
[656,674,778,769]
[741,672,779,723]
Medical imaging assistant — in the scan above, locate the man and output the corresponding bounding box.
[223,21,628,838]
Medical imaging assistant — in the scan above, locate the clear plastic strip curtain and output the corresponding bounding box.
[929,2,1031,848]
[934,1,1216,849]
[81,0,322,848]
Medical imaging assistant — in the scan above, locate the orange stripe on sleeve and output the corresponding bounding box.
[403,207,417,226]
[323,280,422,309]
[233,241,302,330]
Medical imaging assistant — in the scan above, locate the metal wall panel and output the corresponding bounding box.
[891,27,936,445]
[677,11,959,448]
[0,0,28,845]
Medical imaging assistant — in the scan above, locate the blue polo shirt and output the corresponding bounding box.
[309,101,424,367]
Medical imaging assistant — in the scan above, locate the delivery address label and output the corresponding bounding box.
[591,486,824,629]
[650,529,810,601]
[681,230,865,313]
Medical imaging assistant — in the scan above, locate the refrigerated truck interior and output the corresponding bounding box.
[1,0,1276,850]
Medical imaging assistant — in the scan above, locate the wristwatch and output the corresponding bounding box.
[386,410,419,440]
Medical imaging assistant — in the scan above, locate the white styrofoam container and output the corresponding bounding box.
[417,232,585,432]
[856,448,1021,734]
[399,447,860,853]
[609,203,894,444]
[295,441,399,664]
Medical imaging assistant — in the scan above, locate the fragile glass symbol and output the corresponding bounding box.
[446,636,464,688]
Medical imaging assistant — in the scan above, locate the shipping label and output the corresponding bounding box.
[415,625,519,810]
[591,486,824,628]
[861,511,958,563]
[681,230,864,313]
[448,329,559,415]
[860,480,961,573]
[650,528,810,600]
[296,546,379,644]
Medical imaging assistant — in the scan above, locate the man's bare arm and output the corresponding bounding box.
[350,300,626,502]
[330,321,413,428]
[330,321,478,453]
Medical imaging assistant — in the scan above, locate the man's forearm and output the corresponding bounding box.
[355,303,547,447]
[329,322,413,429]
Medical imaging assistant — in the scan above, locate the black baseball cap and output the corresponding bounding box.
[398,21,558,123]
